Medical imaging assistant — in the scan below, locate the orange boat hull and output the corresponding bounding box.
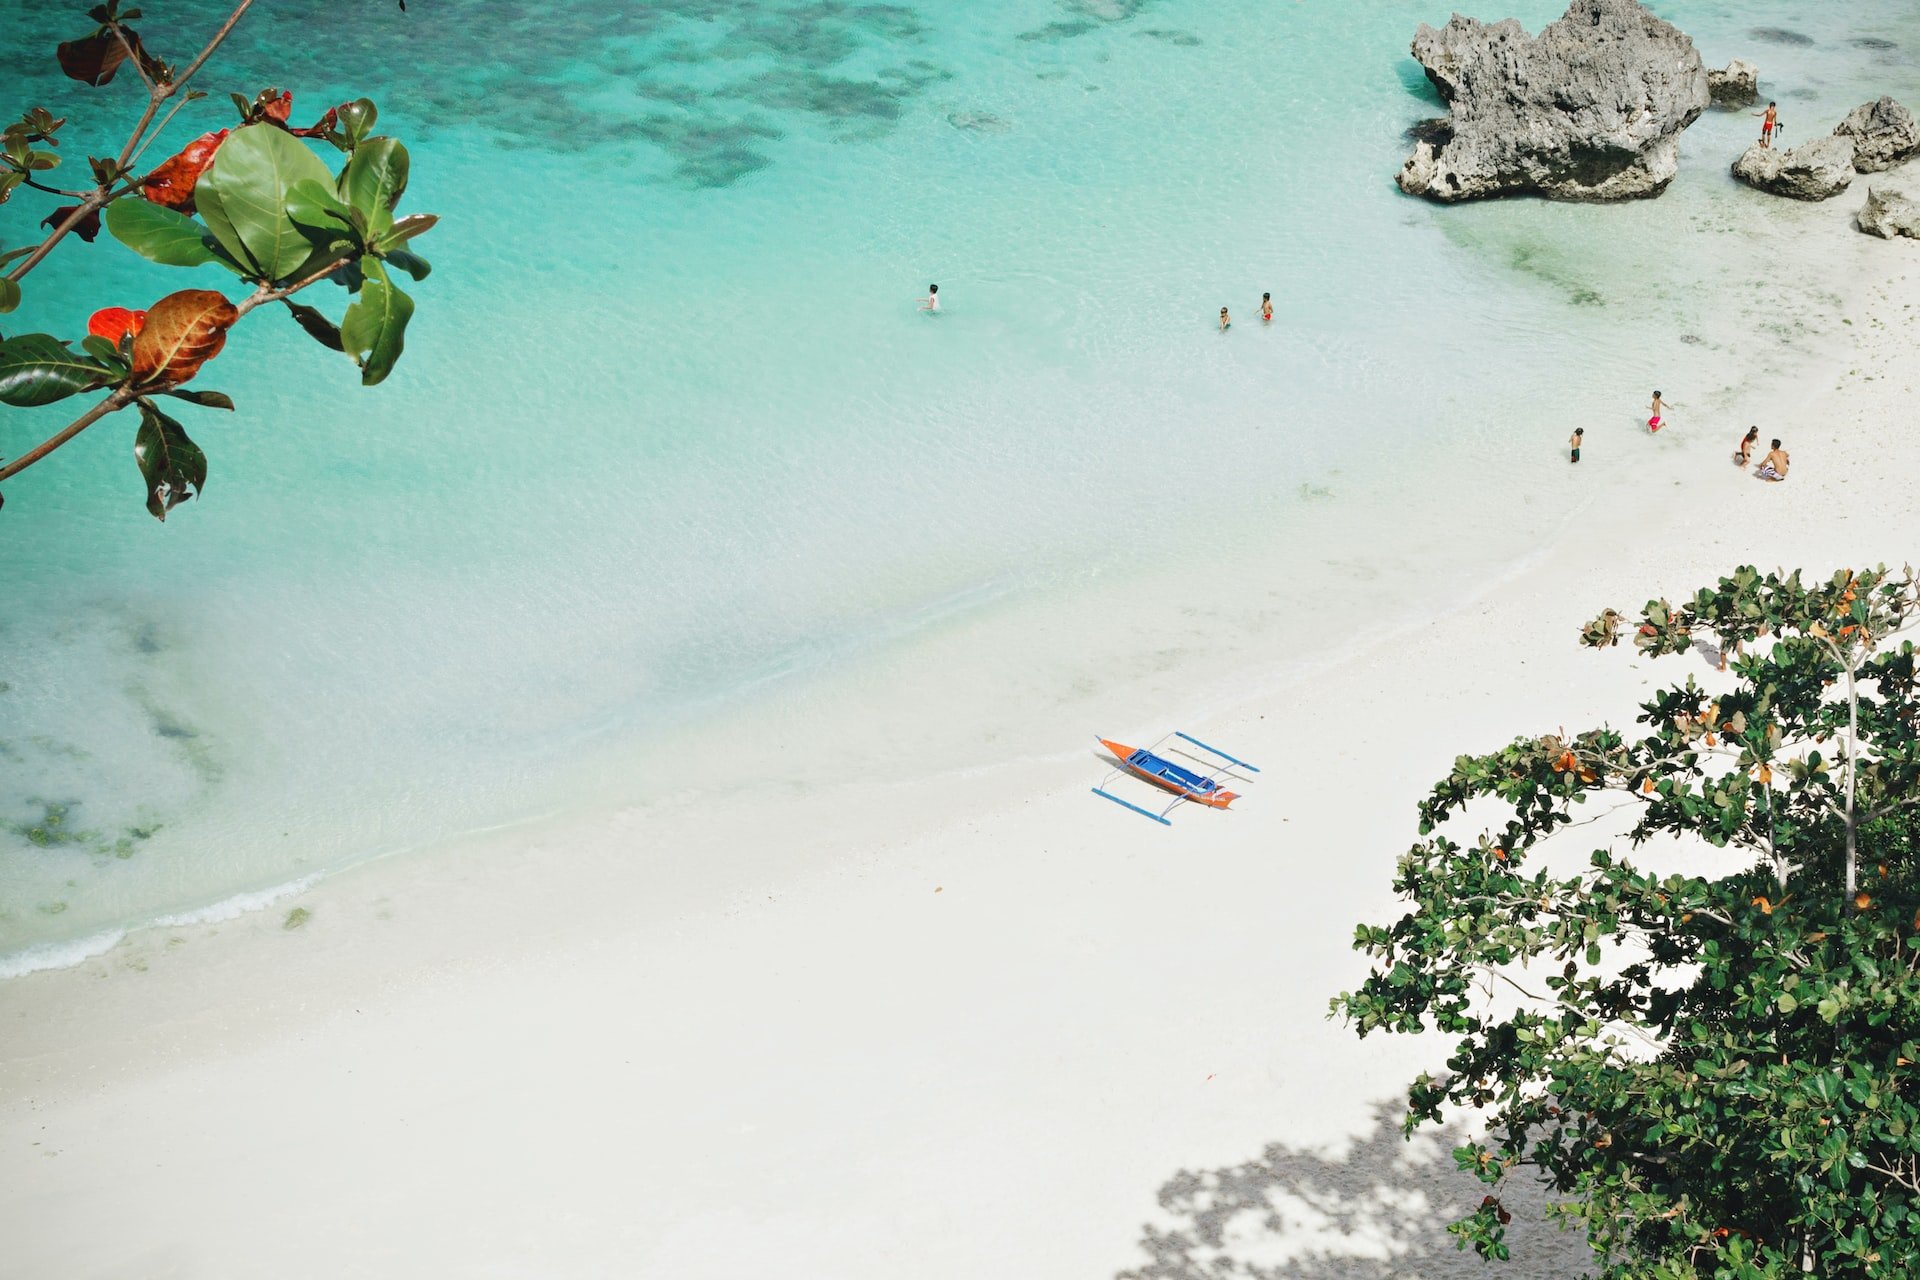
[1099,738,1237,809]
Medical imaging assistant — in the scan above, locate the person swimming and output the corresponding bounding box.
[919,283,940,312]
[1219,306,1231,331]
[1260,292,1273,323]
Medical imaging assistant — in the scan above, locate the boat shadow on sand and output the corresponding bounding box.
[1117,1099,1595,1279]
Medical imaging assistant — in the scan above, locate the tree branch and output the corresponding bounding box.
[4,0,256,285]
[0,255,352,487]
[0,388,135,484]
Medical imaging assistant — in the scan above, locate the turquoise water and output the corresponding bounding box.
[4,0,1919,970]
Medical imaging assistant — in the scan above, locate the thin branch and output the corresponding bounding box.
[19,176,93,199]
[108,22,156,93]
[0,388,135,484]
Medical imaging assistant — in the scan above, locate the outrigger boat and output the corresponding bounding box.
[1092,731,1260,825]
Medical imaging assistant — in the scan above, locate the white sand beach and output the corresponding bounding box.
[7,206,1920,1280]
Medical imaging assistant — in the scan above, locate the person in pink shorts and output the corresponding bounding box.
[1647,390,1669,433]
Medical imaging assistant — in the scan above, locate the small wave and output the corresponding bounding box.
[0,875,321,981]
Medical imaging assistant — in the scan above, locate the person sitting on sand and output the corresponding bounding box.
[1219,306,1231,331]
[1260,292,1274,323]
[1735,426,1759,466]
[1756,438,1790,482]
[1647,390,1670,433]
[1756,101,1779,149]
[919,283,940,312]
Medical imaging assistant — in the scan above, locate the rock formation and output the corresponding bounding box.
[1708,60,1759,107]
[1833,97,1920,172]
[1397,0,1711,203]
[1859,187,1920,238]
[1732,135,1857,200]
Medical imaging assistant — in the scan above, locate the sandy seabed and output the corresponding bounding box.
[5,206,1920,1277]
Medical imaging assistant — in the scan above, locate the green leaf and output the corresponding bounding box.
[132,400,206,520]
[335,98,377,145]
[382,248,430,281]
[80,334,127,369]
[284,302,344,351]
[0,277,17,314]
[284,177,355,237]
[194,124,335,282]
[339,137,408,218]
[339,259,412,386]
[0,333,109,406]
[102,197,217,267]
[162,388,233,410]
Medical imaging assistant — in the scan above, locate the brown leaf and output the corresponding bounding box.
[42,204,102,242]
[56,30,132,86]
[132,289,238,388]
[141,129,229,212]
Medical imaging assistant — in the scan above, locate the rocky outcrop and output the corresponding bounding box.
[1859,187,1920,238]
[1397,0,1711,203]
[1708,60,1759,107]
[1833,97,1920,172]
[1732,135,1857,200]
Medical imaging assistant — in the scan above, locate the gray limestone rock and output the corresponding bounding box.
[1707,59,1760,107]
[1858,186,1920,238]
[1833,97,1920,172]
[1732,134,1858,200]
[1397,0,1711,203]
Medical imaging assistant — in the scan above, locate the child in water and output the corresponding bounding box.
[1260,293,1273,323]
[1735,426,1759,465]
[1569,427,1583,464]
[919,283,939,312]
[1647,390,1669,433]
[1219,306,1231,331]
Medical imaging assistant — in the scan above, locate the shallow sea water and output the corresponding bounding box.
[2,0,1918,971]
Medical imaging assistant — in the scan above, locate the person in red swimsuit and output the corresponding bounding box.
[1647,390,1668,433]
[1757,101,1778,148]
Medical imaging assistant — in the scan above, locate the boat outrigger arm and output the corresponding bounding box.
[1091,731,1261,825]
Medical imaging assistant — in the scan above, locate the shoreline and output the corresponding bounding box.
[5,203,1918,1274]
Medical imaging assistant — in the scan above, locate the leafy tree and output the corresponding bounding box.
[1335,566,1920,1278]
[0,0,434,518]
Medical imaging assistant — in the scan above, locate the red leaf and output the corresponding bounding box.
[259,89,293,125]
[43,204,103,243]
[131,290,238,388]
[141,129,229,212]
[288,106,339,139]
[56,30,131,86]
[88,306,148,344]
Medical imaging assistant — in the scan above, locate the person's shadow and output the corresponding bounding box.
[1117,1100,1596,1279]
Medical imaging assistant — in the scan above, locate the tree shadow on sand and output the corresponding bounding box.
[1118,1100,1598,1280]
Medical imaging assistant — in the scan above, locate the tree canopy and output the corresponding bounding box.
[1336,566,1920,1278]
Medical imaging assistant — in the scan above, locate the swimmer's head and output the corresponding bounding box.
[1262,292,1271,302]
[929,284,938,293]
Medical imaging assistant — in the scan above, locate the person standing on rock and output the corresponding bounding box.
[1756,101,1779,148]
[1647,390,1670,434]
